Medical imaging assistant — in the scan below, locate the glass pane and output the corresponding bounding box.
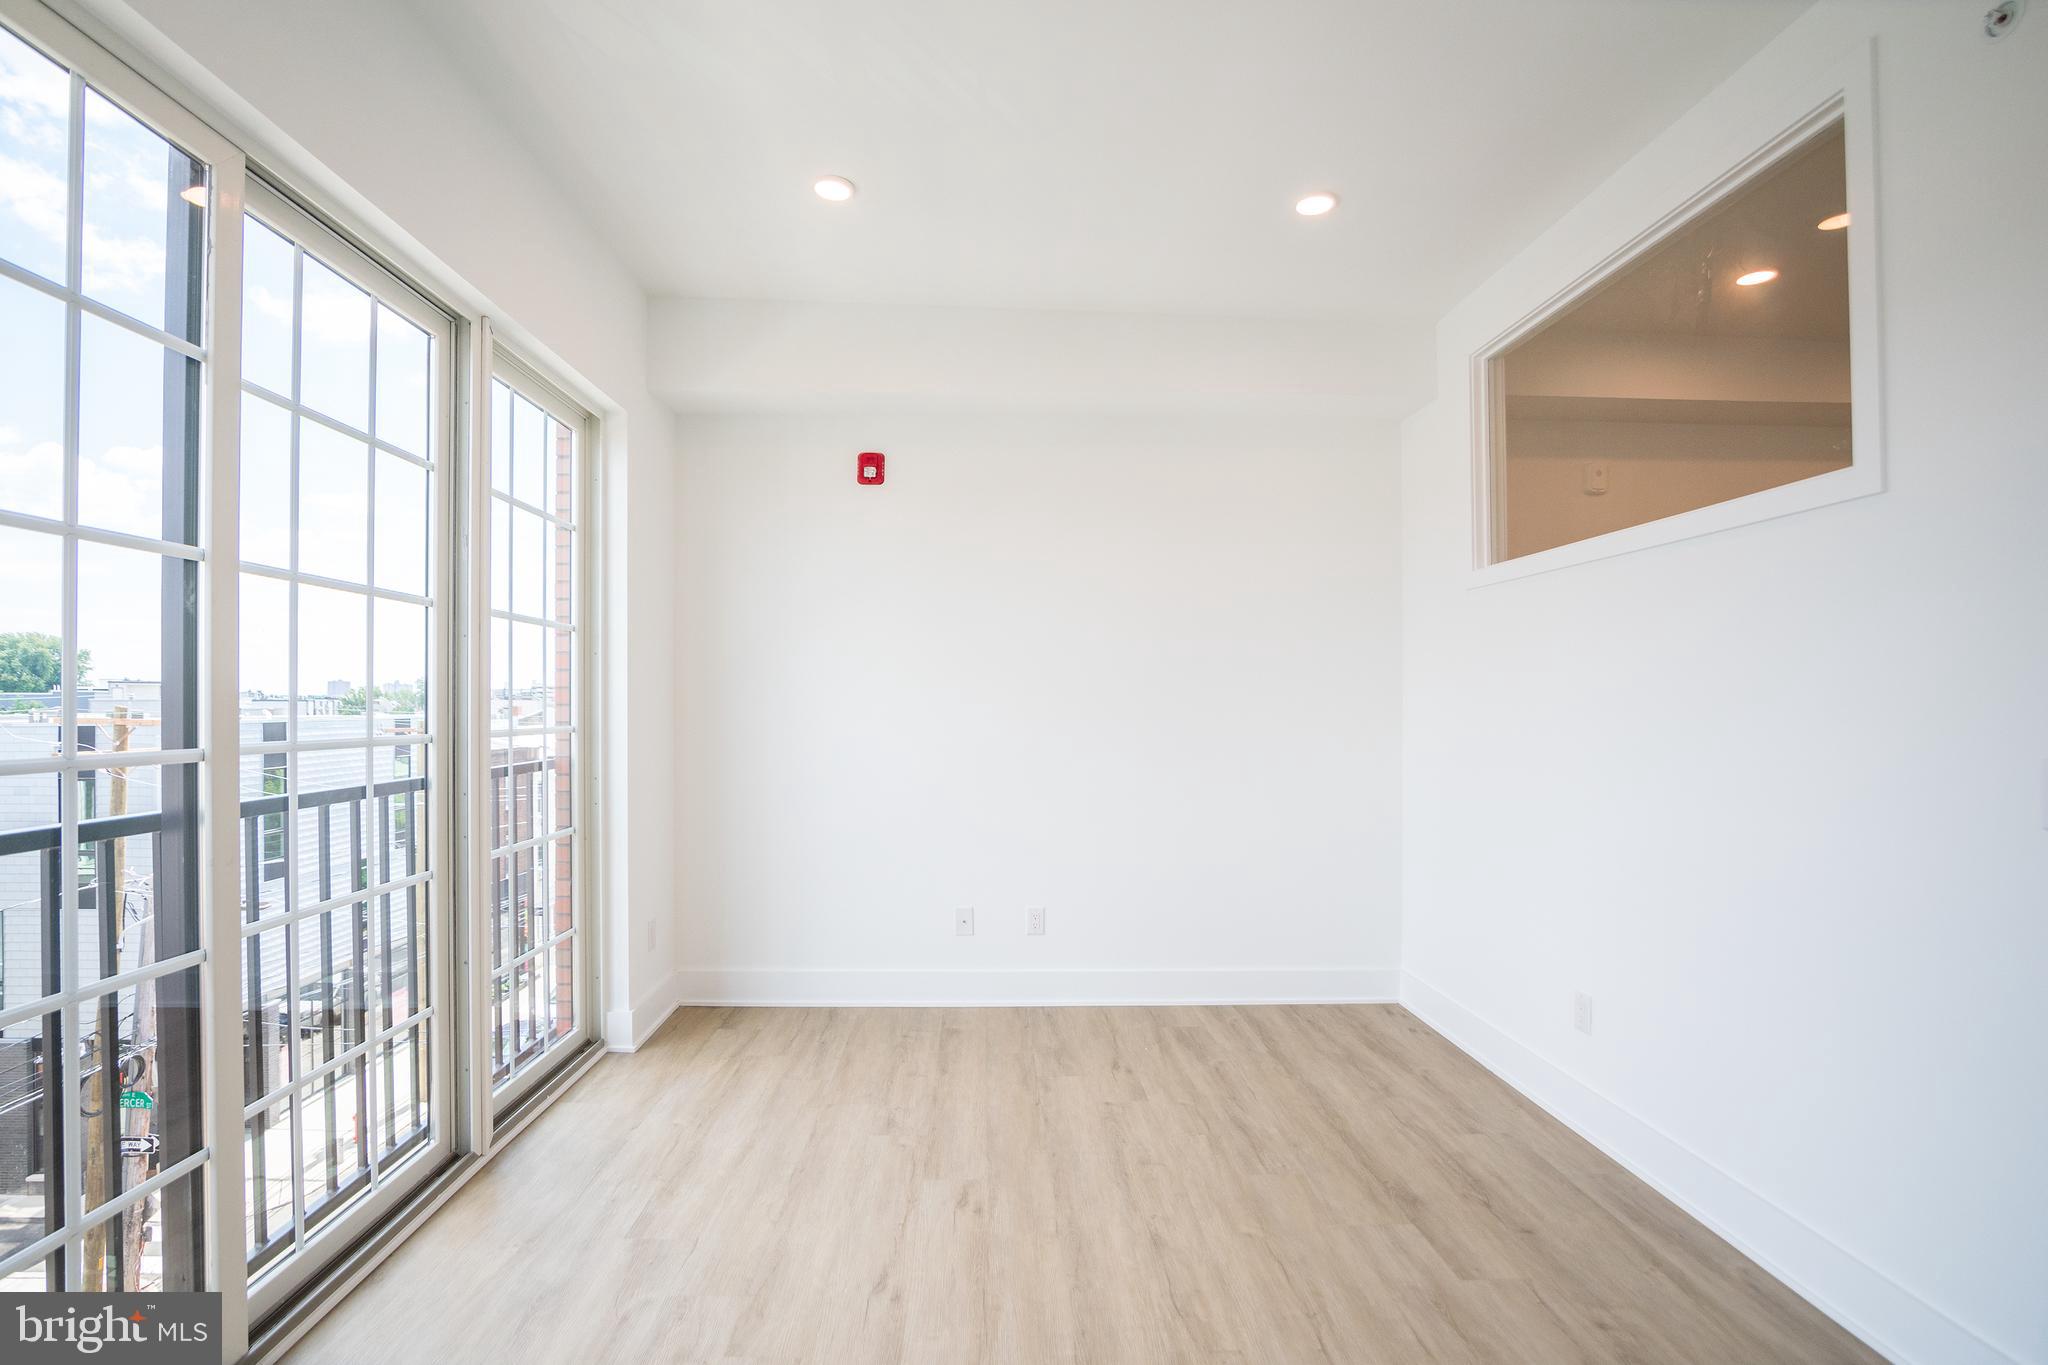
[545,414,575,523]
[547,739,573,835]
[546,835,573,941]
[244,1097,291,1262]
[385,880,426,1027]
[547,628,573,731]
[235,748,289,924]
[483,737,511,853]
[73,763,197,984]
[488,615,510,729]
[78,311,183,542]
[293,899,368,1085]
[489,968,510,1083]
[241,216,295,398]
[489,379,510,494]
[298,255,370,432]
[296,583,366,721]
[0,793,58,1022]
[515,957,541,1064]
[0,25,69,284]
[511,391,544,507]
[79,89,173,332]
[497,736,545,849]
[1494,123,1852,562]
[298,418,368,584]
[372,879,416,1034]
[76,541,165,754]
[240,923,289,1102]
[74,962,203,1225]
[239,392,291,568]
[298,1059,367,1223]
[372,599,426,735]
[489,497,509,614]
[510,620,545,728]
[238,573,290,727]
[0,1012,55,1279]
[91,1167,202,1293]
[294,769,368,911]
[372,450,426,596]
[371,743,425,886]
[516,840,546,961]
[371,1020,427,1158]
[510,506,542,618]
[545,522,573,628]
[547,933,574,1042]
[0,526,63,699]
[373,304,428,457]
[0,274,65,521]
[487,853,510,972]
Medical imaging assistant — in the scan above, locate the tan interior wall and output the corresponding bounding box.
[1501,417,1850,559]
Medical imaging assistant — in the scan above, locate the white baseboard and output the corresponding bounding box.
[604,970,683,1052]
[671,965,1400,1007]
[1398,972,2018,1365]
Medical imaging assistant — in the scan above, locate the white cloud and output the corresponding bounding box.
[0,439,63,520]
[0,150,67,250]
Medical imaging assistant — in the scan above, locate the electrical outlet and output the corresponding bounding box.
[1027,907,1046,936]
[1573,992,1594,1035]
[955,907,975,936]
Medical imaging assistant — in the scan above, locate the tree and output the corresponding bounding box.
[0,632,87,692]
[339,682,423,716]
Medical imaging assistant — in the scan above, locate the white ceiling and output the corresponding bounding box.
[415,0,1808,321]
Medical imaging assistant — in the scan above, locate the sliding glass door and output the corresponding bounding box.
[0,8,236,1295]
[235,184,452,1314]
[483,361,590,1112]
[2,2,606,1345]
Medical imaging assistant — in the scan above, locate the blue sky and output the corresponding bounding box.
[3,23,436,702]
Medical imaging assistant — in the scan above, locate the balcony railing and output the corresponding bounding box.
[0,772,428,1282]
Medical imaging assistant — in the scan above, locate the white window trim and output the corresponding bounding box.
[0,0,245,1316]
[1466,41,1884,587]
[234,176,460,1325]
[473,342,601,1120]
[4,2,618,1355]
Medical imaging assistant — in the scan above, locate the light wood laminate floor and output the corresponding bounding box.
[283,1006,1880,1364]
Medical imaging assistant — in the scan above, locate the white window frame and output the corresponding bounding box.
[4,1,615,1355]
[473,343,599,1120]
[0,0,244,1303]
[233,177,459,1323]
[1467,43,1884,585]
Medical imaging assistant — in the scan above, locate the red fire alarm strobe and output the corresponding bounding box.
[857,451,885,485]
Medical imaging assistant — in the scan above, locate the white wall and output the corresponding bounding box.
[1399,5,2048,1364]
[673,410,1402,1003]
[69,0,680,1040]
[651,297,1431,417]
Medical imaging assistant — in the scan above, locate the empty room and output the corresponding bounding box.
[0,0,2042,1362]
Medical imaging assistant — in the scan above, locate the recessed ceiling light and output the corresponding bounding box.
[179,184,207,208]
[1816,212,1850,231]
[1294,191,1339,217]
[1735,269,1779,287]
[814,176,856,203]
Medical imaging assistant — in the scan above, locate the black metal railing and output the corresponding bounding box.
[0,771,430,1281]
[484,751,572,1082]
[241,771,429,1272]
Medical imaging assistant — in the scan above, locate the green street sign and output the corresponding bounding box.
[118,1090,153,1110]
